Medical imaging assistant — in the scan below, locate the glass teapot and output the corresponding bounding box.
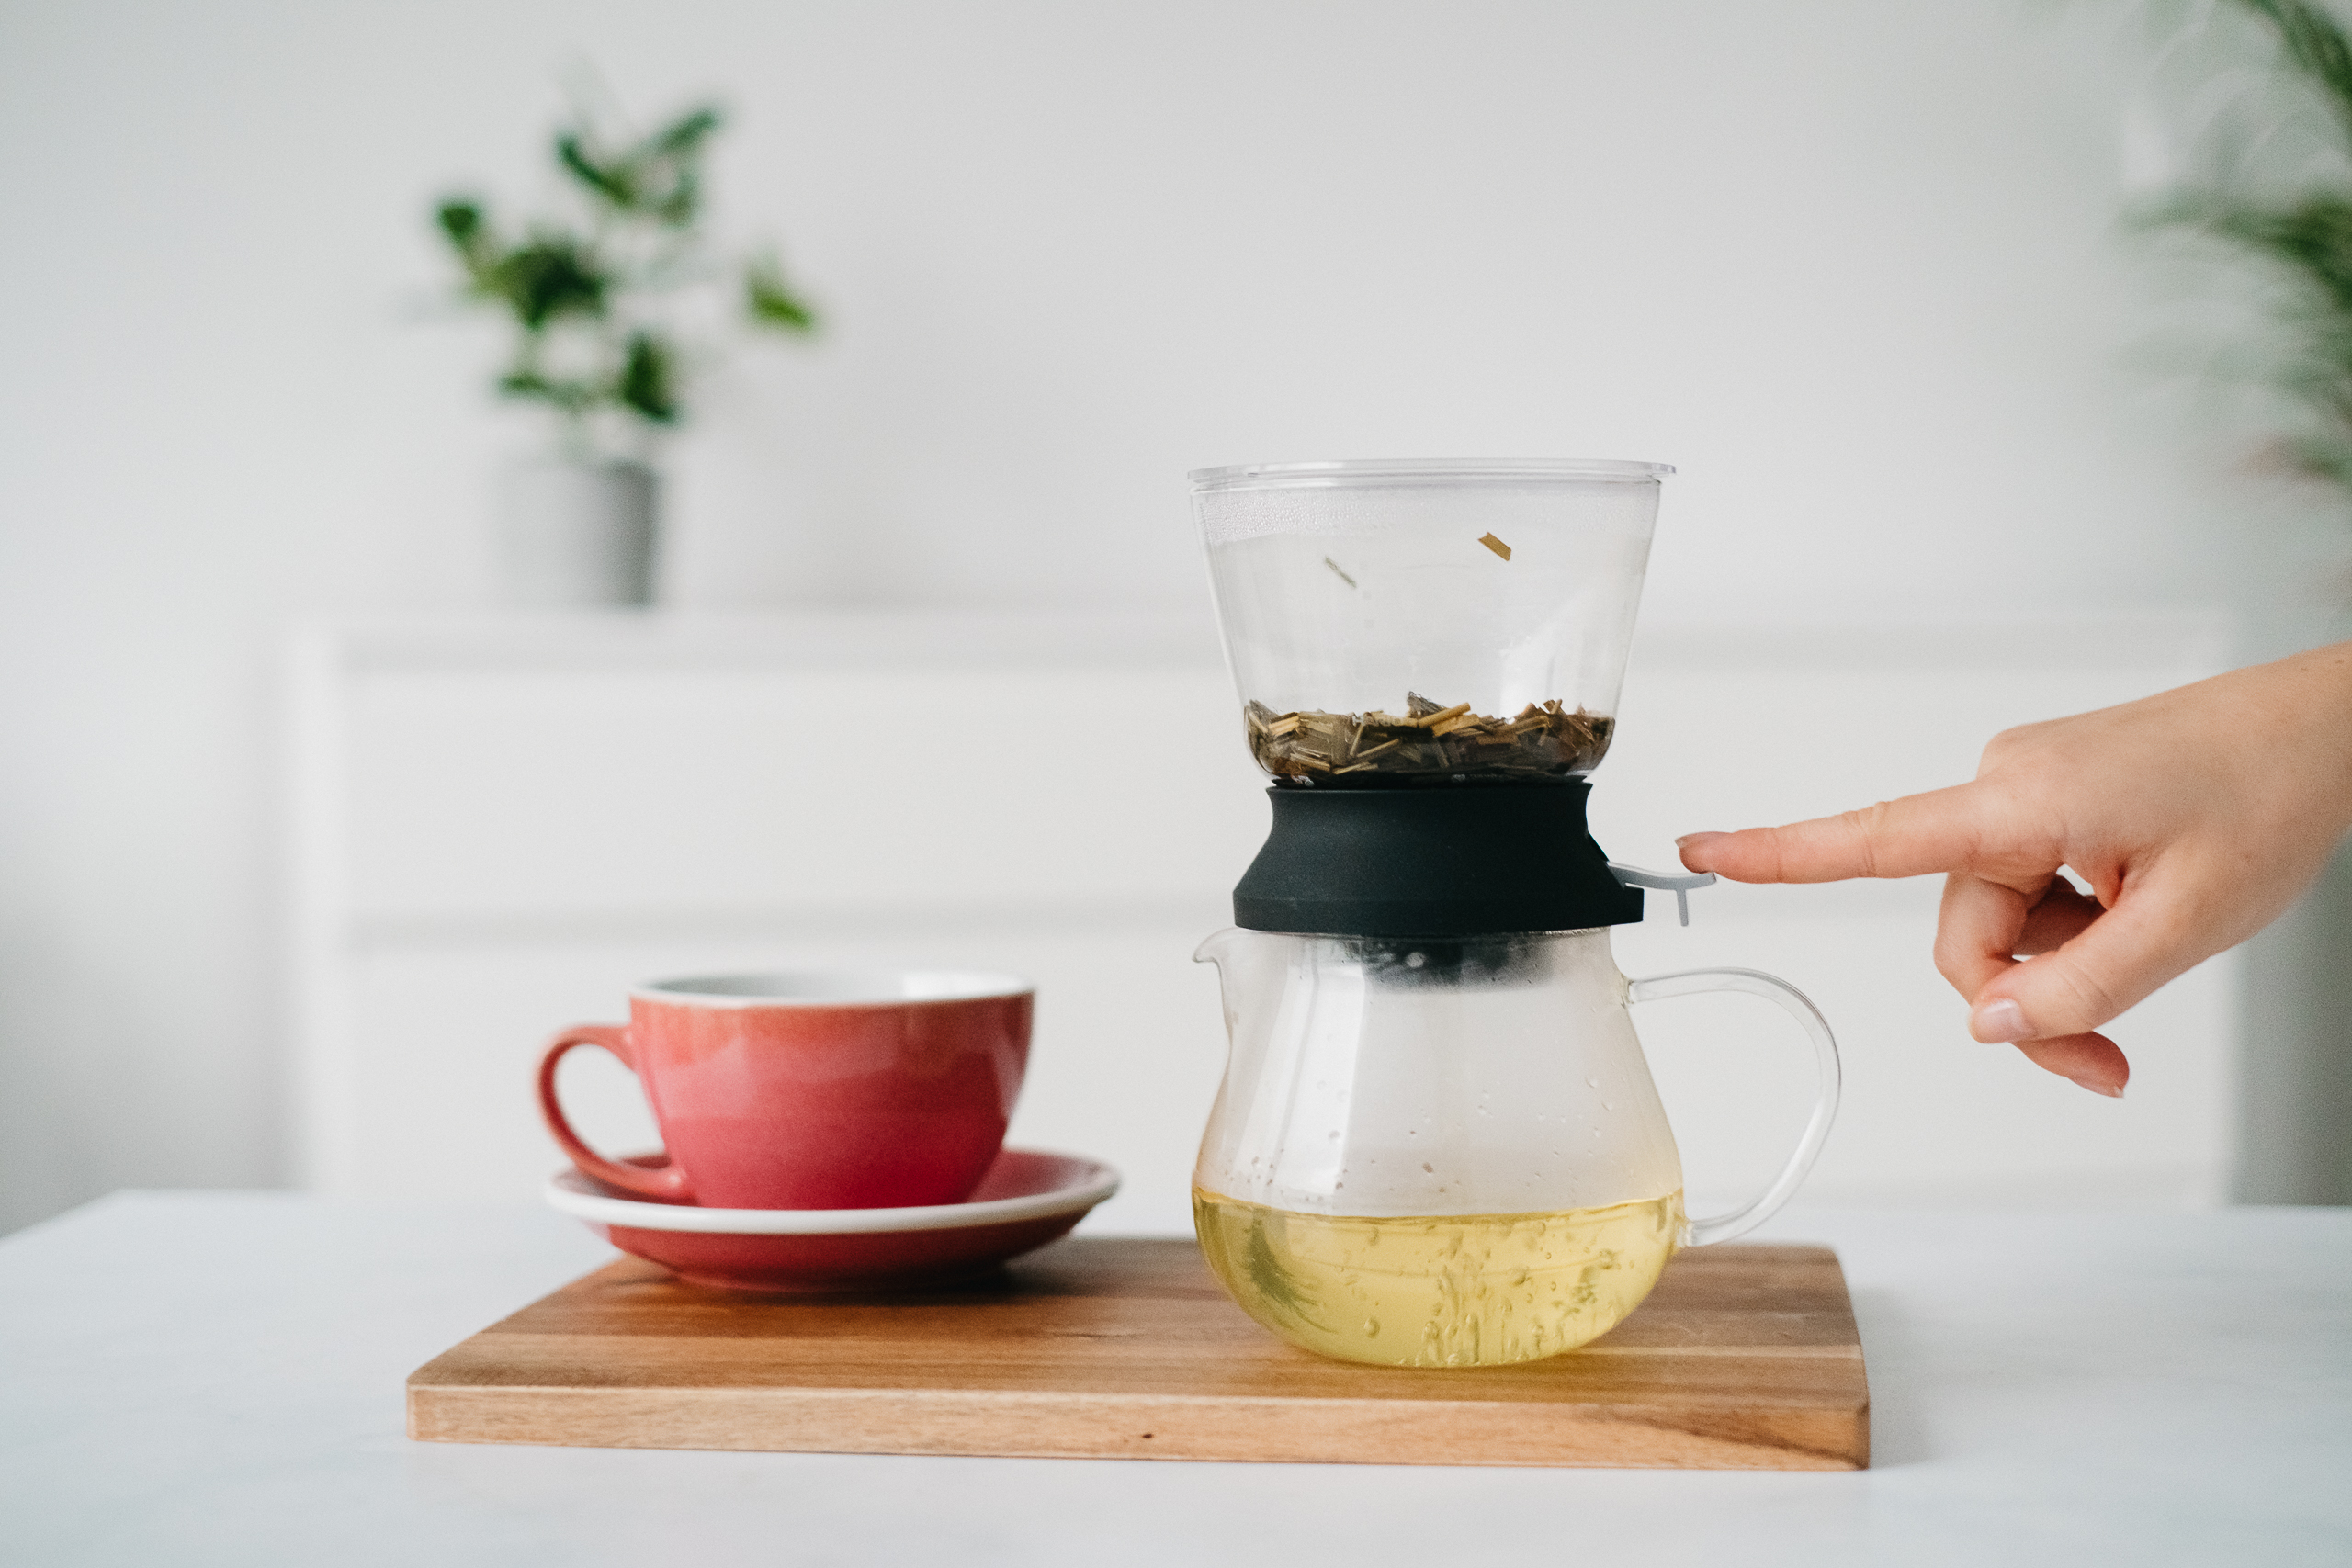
[1192,926,1839,1369]
[1186,457,1840,1370]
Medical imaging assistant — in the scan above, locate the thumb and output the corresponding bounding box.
[1967,877,2195,1043]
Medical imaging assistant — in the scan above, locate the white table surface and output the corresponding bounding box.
[2,1196,2346,1567]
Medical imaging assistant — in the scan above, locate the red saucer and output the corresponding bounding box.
[544,1147,1120,1292]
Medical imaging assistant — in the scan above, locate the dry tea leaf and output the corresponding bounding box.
[1246,692,1613,783]
[1477,533,1511,561]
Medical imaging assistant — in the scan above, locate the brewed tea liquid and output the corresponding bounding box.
[1192,1188,1684,1368]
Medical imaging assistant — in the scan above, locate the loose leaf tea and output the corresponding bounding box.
[1245,692,1612,784]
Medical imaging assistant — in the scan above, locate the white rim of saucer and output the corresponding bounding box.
[543,1149,1121,1235]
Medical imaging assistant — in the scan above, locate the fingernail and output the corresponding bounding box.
[1676,832,1725,852]
[2068,1076,2125,1100]
[1972,998,2029,1043]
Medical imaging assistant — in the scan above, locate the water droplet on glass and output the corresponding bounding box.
[1585,1076,1600,1089]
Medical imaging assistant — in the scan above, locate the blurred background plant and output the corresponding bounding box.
[2147,0,2352,494]
[435,95,818,457]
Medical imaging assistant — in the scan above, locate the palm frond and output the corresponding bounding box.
[2240,0,2352,148]
[2154,0,2352,503]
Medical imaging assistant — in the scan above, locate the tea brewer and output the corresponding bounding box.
[1189,460,1840,1369]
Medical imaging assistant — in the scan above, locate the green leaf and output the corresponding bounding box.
[643,106,722,159]
[498,368,598,413]
[629,107,721,227]
[744,256,817,332]
[558,132,637,208]
[436,199,485,251]
[616,332,681,423]
[485,234,609,329]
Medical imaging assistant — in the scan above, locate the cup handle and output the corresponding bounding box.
[536,1024,692,1203]
[1624,967,1840,1247]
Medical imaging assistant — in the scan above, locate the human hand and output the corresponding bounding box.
[1675,642,2352,1095]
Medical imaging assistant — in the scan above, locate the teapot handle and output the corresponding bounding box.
[1623,967,1841,1247]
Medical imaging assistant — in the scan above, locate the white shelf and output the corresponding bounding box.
[285,609,2244,1226]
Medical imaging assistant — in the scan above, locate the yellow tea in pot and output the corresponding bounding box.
[1192,1188,1684,1368]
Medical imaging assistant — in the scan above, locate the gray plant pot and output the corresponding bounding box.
[495,457,660,607]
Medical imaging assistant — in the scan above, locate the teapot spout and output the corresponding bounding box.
[1193,926,1244,971]
[1194,926,1288,1032]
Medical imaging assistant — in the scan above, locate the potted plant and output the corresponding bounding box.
[435,99,817,606]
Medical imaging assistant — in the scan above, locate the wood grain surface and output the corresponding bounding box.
[408,1237,1869,1470]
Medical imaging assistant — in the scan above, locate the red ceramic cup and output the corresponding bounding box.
[536,970,1033,1210]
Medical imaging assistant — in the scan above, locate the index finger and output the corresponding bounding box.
[1677,783,1992,884]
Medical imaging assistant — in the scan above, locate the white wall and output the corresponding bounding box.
[3,1,2345,1232]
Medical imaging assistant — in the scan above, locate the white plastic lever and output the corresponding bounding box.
[1608,863,1717,927]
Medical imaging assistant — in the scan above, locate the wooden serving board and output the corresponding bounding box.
[409,1237,1869,1470]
